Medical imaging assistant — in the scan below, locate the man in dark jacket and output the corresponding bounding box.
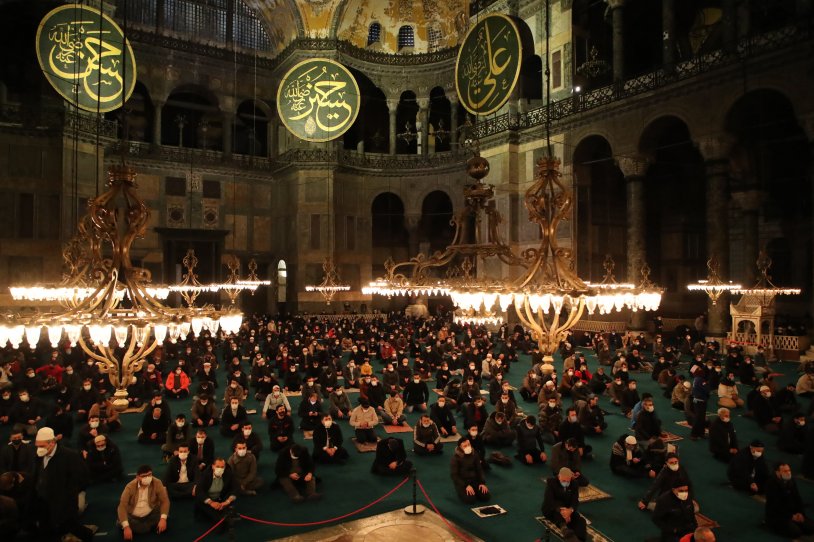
[708,407,738,462]
[267,404,295,452]
[652,483,697,542]
[85,434,123,484]
[765,462,814,538]
[372,437,412,476]
[481,411,515,447]
[727,440,769,494]
[403,374,430,412]
[639,453,695,511]
[0,428,35,478]
[164,444,195,499]
[610,434,653,478]
[312,414,348,464]
[429,395,457,437]
[541,467,587,541]
[635,397,665,444]
[194,458,236,522]
[219,398,248,438]
[275,444,320,502]
[777,413,807,454]
[516,415,547,465]
[450,437,489,504]
[189,429,215,474]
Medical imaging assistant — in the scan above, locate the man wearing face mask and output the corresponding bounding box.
[541,467,587,541]
[750,385,782,433]
[138,407,169,445]
[86,435,123,484]
[275,444,320,502]
[708,407,738,462]
[639,453,696,512]
[268,404,295,452]
[194,458,236,522]
[403,373,430,413]
[164,444,195,499]
[9,389,43,437]
[611,435,653,479]
[227,441,263,496]
[765,462,814,538]
[189,429,215,473]
[298,392,324,433]
[191,395,218,428]
[778,412,807,454]
[450,437,489,504]
[327,387,351,420]
[0,428,35,478]
[117,465,169,540]
[413,415,443,455]
[728,440,769,494]
[430,395,457,437]
[232,422,263,461]
[262,384,291,418]
[313,414,348,464]
[32,427,94,541]
[220,398,248,437]
[652,483,697,542]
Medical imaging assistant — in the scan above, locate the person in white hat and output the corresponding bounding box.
[32,427,96,540]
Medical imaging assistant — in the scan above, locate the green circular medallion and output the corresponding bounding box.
[455,13,522,116]
[277,58,360,142]
[36,4,137,113]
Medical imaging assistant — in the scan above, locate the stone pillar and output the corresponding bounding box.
[618,156,648,331]
[387,99,398,156]
[723,0,738,53]
[731,189,765,283]
[152,100,164,146]
[608,0,626,82]
[662,0,676,73]
[699,135,733,338]
[417,97,429,156]
[449,97,459,147]
[222,112,234,157]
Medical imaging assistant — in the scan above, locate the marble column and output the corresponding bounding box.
[699,135,733,338]
[417,98,429,156]
[662,0,676,73]
[449,97,459,147]
[723,0,738,53]
[608,0,626,82]
[618,156,648,331]
[222,112,234,157]
[387,99,398,156]
[731,189,765,283]
[152,100,164,147]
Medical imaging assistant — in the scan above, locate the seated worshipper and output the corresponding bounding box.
[671,380,691,410]
[298,392,324,432]
[0,428,35,477]
[164,366,190,399]
[777,412,807,454]
[559,407,592,458]
[191,395,218,428]
[85,434,124,483]
[516,415,548,465]
[639,453,696,512]
[403,373,430,413]
[343,359,361,389]
[708,408,739,463]
[188,429,215,474]
[382,390,407,426]
[463,395,489,433]
[365,376,387,411]
[313,414,349,464]
[450,437,490,504]
[728,440,769,494]
[138,406,170,445]
[774,382,800,414]
[611,434,655,478]
[436,362,452,391]
[77,413,107,452]
[46,399,74,441]
[283,365,302,392]
[796,367,814,397]
[327,387,351,420]
[635,397,667,445]
[443,379,462,409]
[319,365,338,398]
[481,411,515,447]
[542,467,588,542]
[609,376,626,406]
[520,370,542,403]
[430,395,458,437]
[765,462,814,538]
[495,391,523,425]
[117,465,170,540]
[382,363,401,393]
[621,379,641,416]
[223,379,246,405]
[227,441,262,495]
[162,414,190,456]
[652,482,697,542]
[164,444,195,499]
[551,438,589,487]
[232,422,263,461]
[589,366,612,396]
[194,458,236,522]
[413,415,443,456]
[275,443,320,502]
[89,395,121,432]
[717,375,744,409]
[350,398,379,444]
[9,389,44,437]
[220,397,249,437]
[268,404,295,452]
[750,385,782,433]
[539,398,563,444]
[576,395,607,435]
[372,437,412,476]
[262,385,291,418]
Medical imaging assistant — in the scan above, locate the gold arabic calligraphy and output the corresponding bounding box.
[282,64,355,137]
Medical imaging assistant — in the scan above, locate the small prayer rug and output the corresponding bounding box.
[471,504,507,518]
[433,388,444,395]
[303,430,313,440]
[352,438,379,453]
[695,513,719,529]
[283,391,302,397]
[675,421,709,434]
[661,431,683,443]
[383,423,413,434]
[439,434,462,443]
[536,517,613,542]
[122,404,147,415]
[540,479,612,503]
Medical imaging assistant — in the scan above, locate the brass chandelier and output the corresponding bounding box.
[305,256,350,305]
[686,255,741,305]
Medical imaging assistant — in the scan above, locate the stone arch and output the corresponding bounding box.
[396,90,419,154]
[163,84,221,150]
[419,190,454,252]
[429,87,451,153]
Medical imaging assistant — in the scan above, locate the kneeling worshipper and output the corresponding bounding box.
[116,465,170,540]
[727,440,769,494]
[194,458,236,523]
[312,414,349,464]
[227,441,263,495]
[275,443,320,503]
[413,414,443,456]
[372,437,412,476]
[765,462,814,538]
[450,437,490,504]
[652,483,697,542]
[541,467,588,542]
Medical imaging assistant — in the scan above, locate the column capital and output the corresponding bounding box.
[448,93,459,105]
[607,0,627,9]
[696,134,734,162]
[616,156,648,178]
[416,97,430,110]
[405,213,421,230]
[386,99,399,113]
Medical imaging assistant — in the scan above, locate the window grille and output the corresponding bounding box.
[398,26,414,49]
[367,22,381,45]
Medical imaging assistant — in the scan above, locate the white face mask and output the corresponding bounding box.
[752,450,763,459]
[89,421,99,428]
[213,467,225,477]
[20,395,30,403]
[548,402,557,409]
[176,421,185,428]
[323,421,332,428]
[644,405,654,413]
[236,449,247,457]
[462,446,473,455]
[178,452,189,460]
[36,446,49,457]
[675,491,689,501]
[196,437,206,444]
[83,385,92,391]
[140,475,153,486]
[243,429,251,436]
[667,462,679,472]
[231,404,239,410]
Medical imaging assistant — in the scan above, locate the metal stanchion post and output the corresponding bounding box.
[403,467,425,515]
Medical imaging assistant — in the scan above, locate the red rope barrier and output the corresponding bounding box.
[192,517,225,542]
[239,476,410,527]
[416,478,473,542]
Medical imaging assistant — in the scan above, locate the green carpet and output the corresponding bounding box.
[6,350,813,542]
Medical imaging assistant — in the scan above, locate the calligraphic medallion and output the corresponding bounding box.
[36,4,137,113]
[455,13,522,116]
[277,58,360,142]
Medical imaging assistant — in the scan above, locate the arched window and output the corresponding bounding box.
[276,260,287,304]
[367,22,381,46]
[397,25,414,50]
[427,25,442,51]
